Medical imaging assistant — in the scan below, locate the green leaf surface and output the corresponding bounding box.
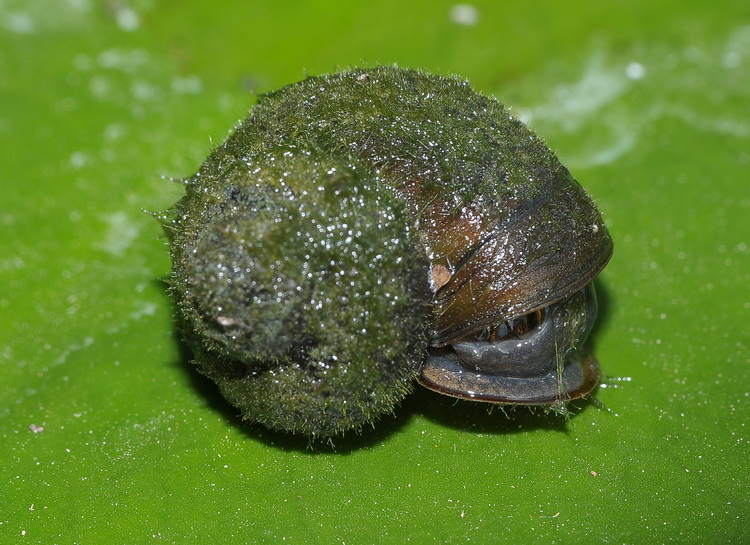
[2,1,748,543]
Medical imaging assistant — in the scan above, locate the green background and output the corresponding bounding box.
[2,1,748,543]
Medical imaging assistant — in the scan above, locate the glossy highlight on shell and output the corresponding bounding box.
[161,66,613,438]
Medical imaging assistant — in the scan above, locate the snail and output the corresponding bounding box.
[161,66,613,438]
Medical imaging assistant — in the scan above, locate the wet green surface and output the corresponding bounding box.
[2,1,748,543]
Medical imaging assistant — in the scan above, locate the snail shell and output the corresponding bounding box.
[162,67,613,437]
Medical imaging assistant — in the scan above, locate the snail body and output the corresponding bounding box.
[163,67,613,437]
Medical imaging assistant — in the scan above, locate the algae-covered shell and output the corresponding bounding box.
[162,66,613,437]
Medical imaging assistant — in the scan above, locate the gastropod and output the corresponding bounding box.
[160,66,613,438]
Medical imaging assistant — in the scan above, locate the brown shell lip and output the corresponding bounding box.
[429,228,614,348]
[417,346,601,405]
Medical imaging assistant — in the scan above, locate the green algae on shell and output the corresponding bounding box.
[162,66,613,438]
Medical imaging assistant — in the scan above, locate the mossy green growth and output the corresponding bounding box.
[166,149,431,437]
[163,66,610,437]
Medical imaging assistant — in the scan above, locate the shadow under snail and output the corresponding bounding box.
[161,66,613,438]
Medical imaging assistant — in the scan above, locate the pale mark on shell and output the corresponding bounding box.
[431,264,453,291]
[217,316,238,327]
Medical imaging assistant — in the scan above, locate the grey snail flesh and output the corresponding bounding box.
[162,66,613,437]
